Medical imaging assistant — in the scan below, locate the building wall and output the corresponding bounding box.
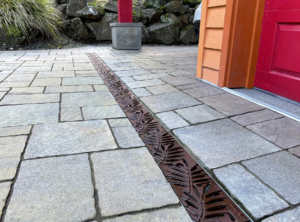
[197,0,265,88]
[196,0,227,85]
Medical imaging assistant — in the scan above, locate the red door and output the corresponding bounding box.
[255,0,300,102]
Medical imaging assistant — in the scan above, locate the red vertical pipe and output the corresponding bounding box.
[118,0,133,23]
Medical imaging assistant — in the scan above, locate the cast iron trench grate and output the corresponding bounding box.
[87,53,251,222]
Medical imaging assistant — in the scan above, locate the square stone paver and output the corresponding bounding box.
[141,91,201,113]
[0,136,27,180]
[62,77,104,85]
[146,84,178,95]
[82,105,126,120]
[0,182,11,218]
[243,151,300,205]
[103,206,192,222]
[214,164,288,220]
[247,118,300,149]
[289,146,300,157]
[156,111,189,130]
[230,109,282,126]
[131,88,152,97]
[76,71,99,76]
[0,103,59,127]
[0,125,31,137]
[25,121,117,158]
[91,148,179,217]
[9,87,44,95]
[112,126,145,148]
[45,85,93,93]
[199,93,263,116]
[183,85,225,98]
[108,118,132,128]
[5,155,96,222]
[61,108,82,122]
[262,206,300,222]
[127,79,164,89]
[160,76,199,86]
[173,119,280,169]
[61,92,117,108]
[0,94,59,105]
[175,105,225,124]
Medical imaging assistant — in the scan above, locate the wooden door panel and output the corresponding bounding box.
[255,1,300,103]
[273,24,300,76]
[264,1,300,11]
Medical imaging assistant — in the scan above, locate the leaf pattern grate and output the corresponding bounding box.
[87,53,251,222]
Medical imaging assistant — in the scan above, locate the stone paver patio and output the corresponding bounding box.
[0,46,300,221]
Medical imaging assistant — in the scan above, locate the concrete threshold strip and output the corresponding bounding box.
[223,88,300,123]
[87,53,252,222]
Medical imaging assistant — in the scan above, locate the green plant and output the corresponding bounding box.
[0,0,63,40]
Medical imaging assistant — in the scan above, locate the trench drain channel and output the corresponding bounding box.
[87,53,251,222]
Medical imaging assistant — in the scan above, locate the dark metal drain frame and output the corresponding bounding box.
[87,53,251,222]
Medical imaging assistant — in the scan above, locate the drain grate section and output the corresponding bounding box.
[87,53,251,222]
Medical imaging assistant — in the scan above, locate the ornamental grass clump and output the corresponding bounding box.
[0,0,62,39]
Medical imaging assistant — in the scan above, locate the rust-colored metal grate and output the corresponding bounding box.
[87,53,251,222]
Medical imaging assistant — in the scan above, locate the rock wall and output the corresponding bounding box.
[57,0,201,45]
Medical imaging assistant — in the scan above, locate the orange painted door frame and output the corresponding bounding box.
[197,0,266,89]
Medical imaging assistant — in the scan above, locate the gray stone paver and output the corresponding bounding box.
[45,85,93,93]
[61,108,82,122]
[61,92,117,108]
[82,105,126,120]
[230,109,282,126]
[9,87,44,94]
[127,79,165,88]
[0,91,6,100]
[0,81,31,88]
[174,119,280,169]
[214,164,288,219]
[141,91,201,113]
[62,77,104,85]
[108,118,132,128]
[31,77,61,86]
[0,47,298,221]
[25,121,117,158]
[156,111,189,130]
[247,118,300,149]
[199,93,263,116]
[93,85,109,91]
[262,206,300,222]
[112,126,145,148]
[5,155,96,222]
[0,125,31,137]
[5,74,36,82]
[243,151,300,205]
[36,71,75,78]
[0,93,60,105]
[91,148,179,217]
[0,103,59,127]
[146,84,178,95]
[103,206,192,222]
[0,182,11,218]
[160,76,199,86]
[0,136,27,180]
[183,85,225,98]
[175,105,225,124]
[131,88,152,97]
[289,146,300,157]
